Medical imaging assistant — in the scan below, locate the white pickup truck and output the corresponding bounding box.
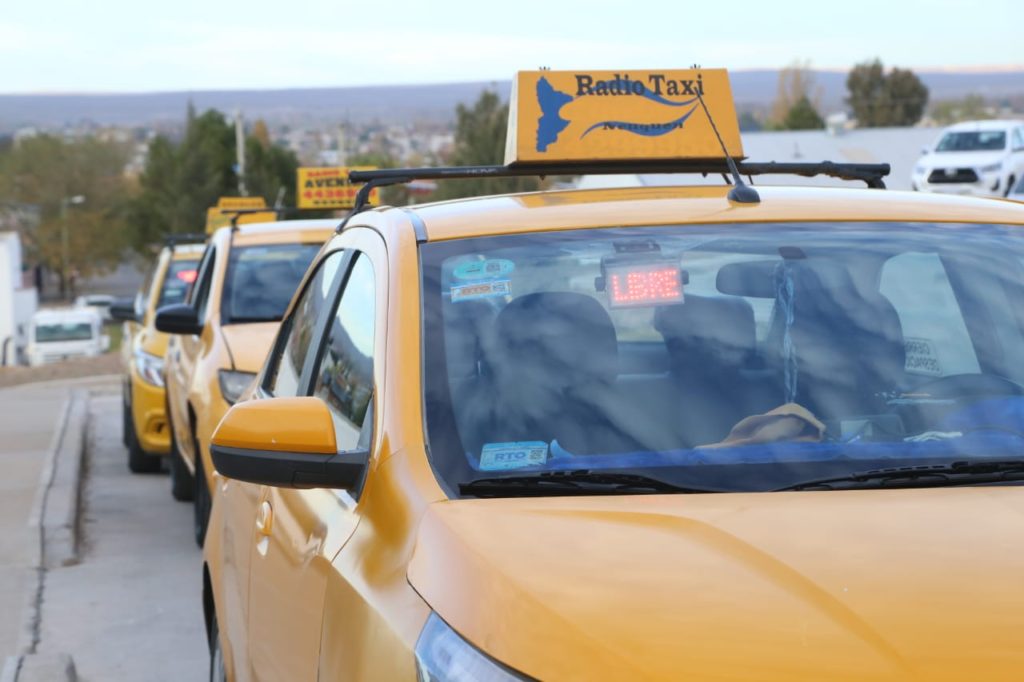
[27,308,109,366]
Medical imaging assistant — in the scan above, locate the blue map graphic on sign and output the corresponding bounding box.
[535,77,573,152]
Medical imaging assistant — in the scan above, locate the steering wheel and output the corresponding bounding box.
[911,373,1024,400]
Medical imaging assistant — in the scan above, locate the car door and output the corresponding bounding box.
[246,242,381,681]
[216,248,347,682]
[167,243,216,468]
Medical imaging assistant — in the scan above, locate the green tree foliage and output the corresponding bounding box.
[782,96,825,130]
[129,107,299,249]
[0,134,133,291]
[930,94,990,125]
[846,60,929,127]
[433,90,540,201]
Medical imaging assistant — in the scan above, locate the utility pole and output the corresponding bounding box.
[235,110,247,196]
[60,195,85,301]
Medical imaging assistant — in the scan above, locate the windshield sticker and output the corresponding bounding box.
[479,441,548,471]
[904,337,942,376]
[451,279,511,303]
[453,259,515,280]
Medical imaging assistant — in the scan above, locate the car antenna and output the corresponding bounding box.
[691,66,760,204]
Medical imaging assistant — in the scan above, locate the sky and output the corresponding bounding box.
[1,0,1019,93]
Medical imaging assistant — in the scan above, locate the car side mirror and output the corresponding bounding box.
[210,397,368,490]
[154,304,203,335]
[109,297,139,323]
[920,147,930,155]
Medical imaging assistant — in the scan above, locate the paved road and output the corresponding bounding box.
[35,391,207,681]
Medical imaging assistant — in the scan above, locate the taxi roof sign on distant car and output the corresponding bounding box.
[205,197,277,234]
[505,68,744,165]
[297,166,380,210]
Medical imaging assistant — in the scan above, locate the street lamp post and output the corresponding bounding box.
[60,195,85,301]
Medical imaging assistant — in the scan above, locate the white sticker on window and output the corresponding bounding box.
[479,441,548,471]
[904,337,942,376]
[451,279,511,303]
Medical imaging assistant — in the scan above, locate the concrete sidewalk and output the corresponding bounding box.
[0,376,116,682]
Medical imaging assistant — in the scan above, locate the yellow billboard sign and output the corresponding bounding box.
[205,197,275,234]
[505,69,744,165]
[297,167,379,210]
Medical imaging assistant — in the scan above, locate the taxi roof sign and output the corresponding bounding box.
[505,69,744,165]
[205,196,276,234]
[297,167,380,210]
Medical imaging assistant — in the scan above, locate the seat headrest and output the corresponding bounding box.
[654,295,756,369]
[490,292,618,386]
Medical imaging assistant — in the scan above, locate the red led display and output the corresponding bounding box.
[607,265,683,307]
[176,269,198,284]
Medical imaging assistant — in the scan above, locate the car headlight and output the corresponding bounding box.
[218,370,256,405]
[979,162,1003,174]
[134,350,165,387]
[415,613,527,681]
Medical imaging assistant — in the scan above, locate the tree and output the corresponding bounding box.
[769,61,822,129]
[782,96,825,130]
[0,134,134,296]
[433,90,540,201]
[128,107,299,250]
[846,59,929,127]
[930,94,991,125]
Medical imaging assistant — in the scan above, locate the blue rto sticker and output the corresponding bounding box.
[453,259,515,280]
[451,279,511,303]
[479,441,548,471]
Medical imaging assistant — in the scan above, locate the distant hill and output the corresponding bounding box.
[2,69,1023,134]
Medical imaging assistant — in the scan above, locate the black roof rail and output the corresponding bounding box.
[165,232,207,248]
[340,160,891,228]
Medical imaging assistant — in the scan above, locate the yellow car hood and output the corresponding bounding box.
[408,487,1024,681]
[219,322,279,373]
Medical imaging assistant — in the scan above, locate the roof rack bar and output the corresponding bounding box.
[165,232,207,248]
[348,160,890,189]
[340,160,891,226]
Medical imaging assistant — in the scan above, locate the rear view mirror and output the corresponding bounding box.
[210,397,368,490]
[109,297,139,323]
[154,304,202,335]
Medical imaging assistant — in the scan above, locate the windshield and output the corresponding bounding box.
[421,223,1024,496]
[157,259,200,308]
[221,243,321,323]
[35,322,94,343]
[935,131,1007,152]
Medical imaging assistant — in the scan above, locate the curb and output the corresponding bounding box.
[9,388,89,682]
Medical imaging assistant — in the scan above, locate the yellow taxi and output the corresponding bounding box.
[156,219,334,545]
[111,236,204,473]
[202,70,1024,680]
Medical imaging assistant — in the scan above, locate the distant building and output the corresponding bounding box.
[0,232,39,366]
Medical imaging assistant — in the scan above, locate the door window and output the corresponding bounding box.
[188,245,217,321]
[312,253,376,452]
[880,252,980,378]
[265,251,345,397]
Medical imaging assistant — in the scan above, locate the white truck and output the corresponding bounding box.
[0,231,38,366]
[27,307,109,366]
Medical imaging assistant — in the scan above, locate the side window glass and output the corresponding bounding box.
[188,246,217,319]
[266,251,344,397]
[312,253,376,452]
[880,252,980,378]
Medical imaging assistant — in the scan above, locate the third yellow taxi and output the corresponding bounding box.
[202,69,1024,681]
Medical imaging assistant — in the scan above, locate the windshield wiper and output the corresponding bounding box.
[776,459,1024,492]
[459,470,720,498]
